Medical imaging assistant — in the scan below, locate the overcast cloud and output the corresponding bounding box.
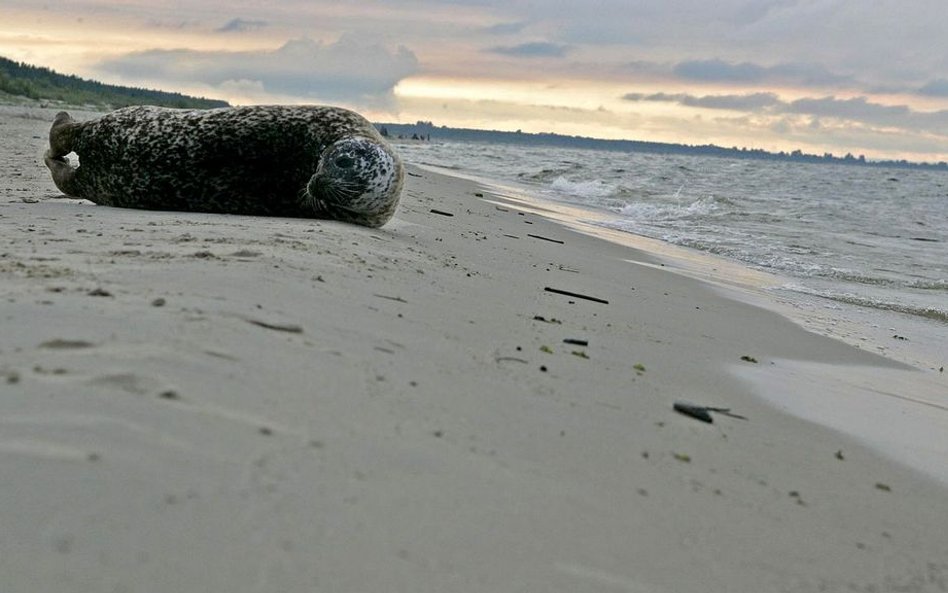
[3,0,948,159]
[99,35,419,105]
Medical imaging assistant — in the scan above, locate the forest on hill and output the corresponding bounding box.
[0,56,229,109]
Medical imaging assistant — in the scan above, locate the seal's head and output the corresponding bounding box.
[306,137,404,227]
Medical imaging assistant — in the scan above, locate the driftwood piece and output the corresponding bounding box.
[533,315,562,324]
[673,400,748,423]
[673,400,714,423]
[246,319,304,334]
[544,286,609,304]
[527,234,565,244]
[373,293,408,303]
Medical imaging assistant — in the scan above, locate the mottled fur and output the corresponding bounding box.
[44,105,403,227]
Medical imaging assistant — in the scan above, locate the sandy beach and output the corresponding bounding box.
[2,106,947,592]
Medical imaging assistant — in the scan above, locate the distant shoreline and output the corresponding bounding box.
[377,121,948,172]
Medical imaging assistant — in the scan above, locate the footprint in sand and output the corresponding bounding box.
[38,338,96,349]
[87,373,162,395]
[0,439,93,462]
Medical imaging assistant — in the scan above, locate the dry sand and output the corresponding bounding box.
[2,106,947,592]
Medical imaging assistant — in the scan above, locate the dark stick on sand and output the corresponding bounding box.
[674,400,748,423]
[527,234,565,244]
[544,287,610,304]
[673,401,714,423]
[373,294,408,303]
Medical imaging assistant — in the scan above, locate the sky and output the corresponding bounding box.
[3,0,948,162]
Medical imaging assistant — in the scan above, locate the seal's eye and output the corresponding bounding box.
[335,156,355,169]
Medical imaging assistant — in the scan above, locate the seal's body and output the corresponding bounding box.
[44,105,403,227]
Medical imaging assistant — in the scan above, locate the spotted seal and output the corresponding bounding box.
[44,105,403,227]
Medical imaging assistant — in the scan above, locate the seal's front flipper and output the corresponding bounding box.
[48,111,78,158]
[44,150,79,197]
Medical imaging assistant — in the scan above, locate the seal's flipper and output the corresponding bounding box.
[48,111,78,158]
[44,150,80,197]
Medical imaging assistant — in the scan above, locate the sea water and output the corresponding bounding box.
[395,139,948,367]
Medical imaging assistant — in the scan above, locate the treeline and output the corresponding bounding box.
[378,121,948,172]
[0,56,229,109]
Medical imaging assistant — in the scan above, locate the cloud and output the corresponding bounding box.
[98,35,419,105]
[689,92,782,111]
[624,92,781,111]
[482,21,529,35]
[487,42,569,58]
[620,58,856,91]
[673,59,766,83]
[783,96,910,123]
[672,59,849,87]
[732,0,801,25]
[215,18,268,33]
[623,90,948,135]
[918,79,948,97]
[142,19,201,31]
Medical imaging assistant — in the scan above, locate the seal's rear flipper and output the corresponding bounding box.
[44,150,79,197]
[48,111,78,158]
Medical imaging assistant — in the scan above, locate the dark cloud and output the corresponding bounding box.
[487,42,569,58]
[621,92,668,102]
[687,92,782,111]
[918,79,948,97]
[673,59,849,87]
[624,92,781,111]
[98,35,419,105]
[783,96,910,122]
[216,18,268,33]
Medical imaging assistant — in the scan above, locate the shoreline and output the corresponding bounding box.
[457,165,948,487]
[416,162,948,373]
[3,108,948,592]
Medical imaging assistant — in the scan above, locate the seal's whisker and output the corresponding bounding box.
[325,184,362,201]
[328,179,363,193]
[297,187,311,206]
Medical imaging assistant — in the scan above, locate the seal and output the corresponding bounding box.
[44,105,403,227]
